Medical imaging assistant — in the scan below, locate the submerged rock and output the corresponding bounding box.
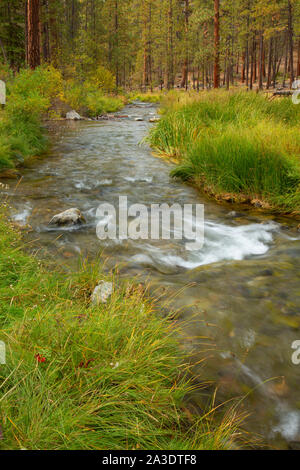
[226,211,245,219]
[91,281,113,305]
[49,208,85,226]
[66,110,82,120]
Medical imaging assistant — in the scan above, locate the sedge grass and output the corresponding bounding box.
[148,90,300,212]
[0,209,243,450]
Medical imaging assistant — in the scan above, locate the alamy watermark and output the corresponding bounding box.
[0,341,6,365]
[291,340,300,365]
[96,196,204,251]
[0,80,6,106]
[292,80,300,105]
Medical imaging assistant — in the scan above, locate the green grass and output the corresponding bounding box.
[0,210,243,450]
[0,66,62,169]
[128,92,163,103]
[148,90,300,212]
[64,80,126,117]
[0,66,126,170]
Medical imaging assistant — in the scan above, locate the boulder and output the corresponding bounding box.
[49,208,85,226]
[91,281,113,305]
[149,117,160,123]
[134,117,143,121]
[66,110,82,120]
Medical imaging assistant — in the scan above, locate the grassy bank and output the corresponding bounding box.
[148,90,300,213]
[0,210,242,450]
[128,92,163,103]
[0,65,125,170]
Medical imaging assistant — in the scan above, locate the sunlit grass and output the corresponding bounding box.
[148,90,300,212]
[128,92,164,103]
[0,210,243,450]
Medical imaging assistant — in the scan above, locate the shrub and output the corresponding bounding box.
[64,78,124,117]
[0,66,63,169]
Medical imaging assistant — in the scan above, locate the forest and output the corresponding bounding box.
[0,0,299,91]
[0,0,300,454]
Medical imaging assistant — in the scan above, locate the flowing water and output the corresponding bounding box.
[4,102,300,449]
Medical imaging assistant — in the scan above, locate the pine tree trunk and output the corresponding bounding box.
[181,0,189,90]
[242,50,245,83]
[41,0,50,62]
[114,0,119,88]
[287,0,294,87]
[27,0,41,69]
[258,31,264,89]
[267,37,273,89]
[213,0,220,88]
[167,0,174,90]
[297,39,300,77]
[49,1,58,67]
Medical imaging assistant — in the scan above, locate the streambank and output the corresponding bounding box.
[0,66,125,173]
[0,209,241,450]
[148,90,300,216]
[3,101,300,449]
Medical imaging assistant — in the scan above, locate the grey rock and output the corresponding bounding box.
[49,208,85,226]
[66,110,82,120]
[91,281,113,305]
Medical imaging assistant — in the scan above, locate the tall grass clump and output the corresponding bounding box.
[128,92,164,103]
[0,210,243,450]
[148,90,300,212]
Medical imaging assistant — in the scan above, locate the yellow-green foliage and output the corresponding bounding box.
[89,65,116,93]
[129,92,163,103]
[0,63,13,82]
[0,66,63,169]
[64,78,125,117]
[0,65,125,169]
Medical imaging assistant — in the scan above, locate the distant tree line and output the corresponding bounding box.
[0,0,299,90]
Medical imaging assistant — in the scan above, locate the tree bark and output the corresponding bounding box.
[287,0,294,87]
[267,37,273,89]
[41,0,50,62]
[167,0,174,90]
[213,0,220,88]
[297,39,300,77]
[0,38,7,64]
[27,0,41,69]
[258,31,264,89]
[181,0,189,90]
